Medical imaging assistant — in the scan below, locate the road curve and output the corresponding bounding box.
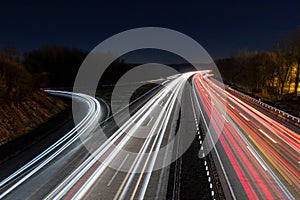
[42,73,195,200]
[0,74,195,199]
[0,90,103,199]
[2,72,296,200]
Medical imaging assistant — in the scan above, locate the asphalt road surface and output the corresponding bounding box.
[193,73,300,200]
[0,72,299,200]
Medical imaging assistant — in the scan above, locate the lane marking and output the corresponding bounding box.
[246,145,267,171]
[239,113,249,121]
[248,135,292,185]
[192,83,236,200]
[128,80,185,200]
[228,104,235,109]
[222,114,229,123]
[258,129,277,144]
[107,154,129,186]
[146,117,153,126]
[71,81,174,199]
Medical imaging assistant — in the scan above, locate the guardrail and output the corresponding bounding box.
[227,87,300,125]
[207,77,300,126]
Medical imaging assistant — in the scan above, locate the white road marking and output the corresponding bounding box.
[247,146,267,171]
[239,113,249,121]
[146,117,153,126]
[222,114,229,123]
[228,104,235,109]
[258,129,277,143]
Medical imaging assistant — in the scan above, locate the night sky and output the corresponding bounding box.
[1,0,299,59]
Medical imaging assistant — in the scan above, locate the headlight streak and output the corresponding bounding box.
[0,90,102,199]
[44,75,193,200]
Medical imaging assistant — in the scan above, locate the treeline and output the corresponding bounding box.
[23,45,87,87]
[0,45,68,143]
[216,27,300,101]
[3,26,300,104]
[0,46,35,104]
[0,44,148,104]
[0,44,89,105]
[22,45,134,87]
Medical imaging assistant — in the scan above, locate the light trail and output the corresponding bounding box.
[193,72,299,199]
[1,71,298,199]
[39,73,195,200]
[0,91,102,199]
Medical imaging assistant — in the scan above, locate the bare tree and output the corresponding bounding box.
[289,27,300,96]
[273,39,294,96]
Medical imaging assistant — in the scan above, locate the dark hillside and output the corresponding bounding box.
[0,51,67,146]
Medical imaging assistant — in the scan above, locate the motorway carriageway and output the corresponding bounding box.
[193,72,300,200]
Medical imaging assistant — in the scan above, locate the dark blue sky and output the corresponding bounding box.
[1,0,299,59]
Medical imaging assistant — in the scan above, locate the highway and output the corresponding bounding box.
[0,90,104,199]
[192,72,300,199]
[0,72,299,199]
[42,73,194,199]
[0,73,197,199]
